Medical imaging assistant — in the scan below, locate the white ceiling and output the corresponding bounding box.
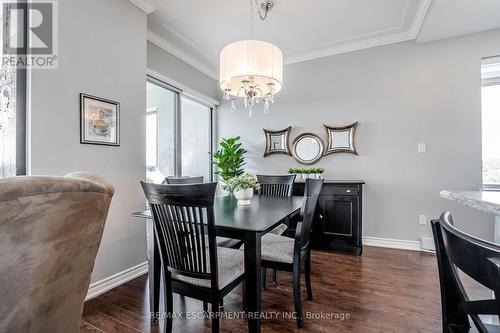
[417,0,500,43]
[140,0,500,79]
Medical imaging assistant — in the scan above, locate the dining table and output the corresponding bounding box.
[132,194,303,333]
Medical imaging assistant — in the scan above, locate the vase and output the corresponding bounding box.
[234,188,254,206]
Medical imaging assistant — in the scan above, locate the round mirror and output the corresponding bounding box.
[292,133,324,165]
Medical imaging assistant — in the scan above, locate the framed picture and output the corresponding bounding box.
[80,93,120,146]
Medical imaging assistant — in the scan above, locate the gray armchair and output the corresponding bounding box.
[0,172,114,333]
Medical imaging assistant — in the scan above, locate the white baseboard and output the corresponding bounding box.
[363,236,423,252]
[85,261,148,301]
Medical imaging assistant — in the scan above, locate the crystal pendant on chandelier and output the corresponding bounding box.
[220,40,283,116]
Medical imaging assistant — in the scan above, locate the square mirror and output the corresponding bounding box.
[263,126,291,157]
[324,122,358,155]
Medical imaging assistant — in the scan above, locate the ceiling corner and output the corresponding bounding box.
[129,0,158,14]
[147,31,219,80]
[410,0,433,38]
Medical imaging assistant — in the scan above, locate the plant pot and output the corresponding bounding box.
[234,188,254,206]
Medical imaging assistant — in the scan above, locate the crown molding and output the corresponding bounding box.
[285,0,432,64]
[128,0,158,14]
[147,31,219,80]
[409,0,432,38]
[149,0,432,72]
[285,31,414,64]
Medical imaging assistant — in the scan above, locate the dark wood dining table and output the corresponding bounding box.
[132,195,303,333]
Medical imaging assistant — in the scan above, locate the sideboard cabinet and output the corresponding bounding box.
[291,180,365,256]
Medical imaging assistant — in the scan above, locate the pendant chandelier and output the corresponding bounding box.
[219,0,283,116]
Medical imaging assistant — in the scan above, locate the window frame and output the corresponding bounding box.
[481,62,500,190]
[146,75,216,182]
[1,2,27,176]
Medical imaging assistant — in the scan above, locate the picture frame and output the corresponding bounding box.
[80,93,120,146]
[263,126,292,157]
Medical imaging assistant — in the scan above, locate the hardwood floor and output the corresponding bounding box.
[80,246,487,333]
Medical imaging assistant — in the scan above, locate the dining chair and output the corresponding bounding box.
[431,212,500,333]
[256,174,297,285]
[140,181,245,333]
[162,176,204,184]
[161,176,239,249]
[0,172,114,333]
[260,178,323,328]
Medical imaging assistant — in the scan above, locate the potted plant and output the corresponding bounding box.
[223,173,260,206]
[312,167,325,179]
[288,167,325,179]
[210,136,247,182]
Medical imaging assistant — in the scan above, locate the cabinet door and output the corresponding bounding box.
[316,194,359,244]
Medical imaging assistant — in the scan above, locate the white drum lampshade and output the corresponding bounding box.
[220,40,283,105]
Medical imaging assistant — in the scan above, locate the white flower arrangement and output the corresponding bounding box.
[223,173,260,193]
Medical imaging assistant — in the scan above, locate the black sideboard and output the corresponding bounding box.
[291,180,365,256]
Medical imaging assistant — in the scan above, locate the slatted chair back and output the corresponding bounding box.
[257,174,296,197]
[432,212,500,333]
[296,179,323,251]
[141,182,219,290]
[162,176,204,185]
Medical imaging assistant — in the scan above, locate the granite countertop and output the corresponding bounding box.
[440,190,500,216]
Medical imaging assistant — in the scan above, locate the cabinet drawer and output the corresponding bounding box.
[321,186,358,196]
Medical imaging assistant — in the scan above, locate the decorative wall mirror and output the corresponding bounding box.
[263,126,291,157]
[292,133,324,165]
[324,122,358,155]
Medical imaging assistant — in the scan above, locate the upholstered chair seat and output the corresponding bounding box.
[269,223,289,236]
[0,172,114,333]
[261,233,295,264]
[216,236,243,248]
[171,247,244,288]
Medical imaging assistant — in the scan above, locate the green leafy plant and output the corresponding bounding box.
[288,167,325,174]
[210,136,247,182]
[223,173,260,193]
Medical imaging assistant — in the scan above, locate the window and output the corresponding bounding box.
[146,76,214,183]
[181,96,213,182]
[481,57,500,188]
[0,4,26,177]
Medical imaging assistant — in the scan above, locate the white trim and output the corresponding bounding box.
[150,0,432,69]
[285,0,432,65]
[128,0,157,14]
[409,0,433,38]
[285,31,416,64]
[147,31,219,80]
[85,262,148,301]
[147,68,219,106]
[363,236,423,252]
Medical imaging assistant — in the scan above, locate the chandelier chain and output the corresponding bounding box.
[250,0,254,39]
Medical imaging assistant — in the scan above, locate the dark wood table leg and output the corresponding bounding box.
[244,232,262,333]
[147,219,161,318]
